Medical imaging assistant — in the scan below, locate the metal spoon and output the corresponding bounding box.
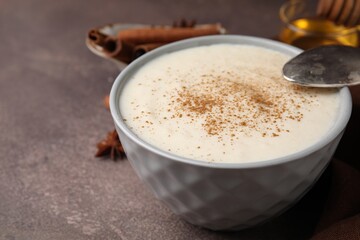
[282,45,360,87]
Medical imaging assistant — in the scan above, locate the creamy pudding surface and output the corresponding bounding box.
[120,44,339,163]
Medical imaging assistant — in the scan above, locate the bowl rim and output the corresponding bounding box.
[110,35,352,169]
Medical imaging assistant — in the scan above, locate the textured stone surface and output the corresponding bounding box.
[0,0,334,239]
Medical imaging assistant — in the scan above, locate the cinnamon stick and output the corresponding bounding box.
[132,43,164,60]
[88,29,119,54]
[118,24,224,45]
[108,39,134,63]
[88,23,225,64]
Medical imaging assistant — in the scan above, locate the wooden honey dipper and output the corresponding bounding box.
[317,0,360,26]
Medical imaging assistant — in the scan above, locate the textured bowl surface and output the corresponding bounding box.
[110,35,352,230]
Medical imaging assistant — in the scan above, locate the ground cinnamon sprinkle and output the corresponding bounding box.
[167,71,313,139]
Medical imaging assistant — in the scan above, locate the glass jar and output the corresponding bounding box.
[278,0,359,49]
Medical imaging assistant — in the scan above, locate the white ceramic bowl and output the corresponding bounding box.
[109,35,352,230]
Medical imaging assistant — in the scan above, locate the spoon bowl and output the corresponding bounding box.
[282,45,360,87]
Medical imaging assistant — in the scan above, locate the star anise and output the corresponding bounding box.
[95,130,126,161]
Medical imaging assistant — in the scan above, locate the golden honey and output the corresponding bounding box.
[279,17,359,49]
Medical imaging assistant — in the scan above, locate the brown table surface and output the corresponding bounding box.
[1,0,355,239]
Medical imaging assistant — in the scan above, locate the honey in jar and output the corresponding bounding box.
[279,0,359,49]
